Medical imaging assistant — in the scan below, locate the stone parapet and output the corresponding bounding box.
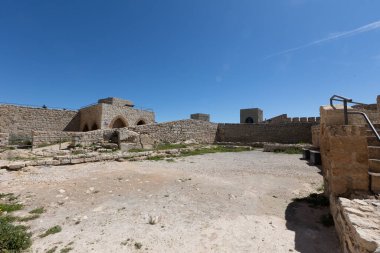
[320,125,369,196]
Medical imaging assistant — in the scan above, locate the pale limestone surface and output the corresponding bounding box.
[0,151,339,253]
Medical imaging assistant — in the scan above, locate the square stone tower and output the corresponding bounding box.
[190,113,210,122]
[240,108,263,123]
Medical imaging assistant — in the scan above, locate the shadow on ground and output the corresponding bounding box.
[285,197,341,253]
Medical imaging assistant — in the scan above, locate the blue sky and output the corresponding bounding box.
[0,0,379,123]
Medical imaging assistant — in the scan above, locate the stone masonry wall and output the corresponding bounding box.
[32,129,118,147]
[330,197,380,253]
[320,124,369,196]
[312,125,321,148]
[0,133,9,147]
[130,119,218,144]
[0,104,80,137]
[101,103,155,128]
[216,123,315,144]
[79,104,103,131]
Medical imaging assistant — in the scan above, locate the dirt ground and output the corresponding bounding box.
[0,150,340,253]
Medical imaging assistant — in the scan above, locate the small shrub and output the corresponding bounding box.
[46,246,58,253]
[18,214,40,222]
[0,215,17,223]
[60,247,73,253]
[156,143,187,150]
[0,219,32,251]
[39,225,62,238]
[71,150,85,155]
[0,203,23,212]
[29,207,44,214]
[128,148,147,153]
[134,242,142,249]
[147,156,164,161]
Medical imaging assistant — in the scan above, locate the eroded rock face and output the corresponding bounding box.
[331,197,380,253]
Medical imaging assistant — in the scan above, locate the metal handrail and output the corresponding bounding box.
[348,111,380,142]
[329,95,380,142]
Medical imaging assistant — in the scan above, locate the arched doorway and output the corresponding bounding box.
[245,117,254,124]
[91,123,99,131]
[110,116,128,129]
[83,124,89,132]
[136,119,146,125]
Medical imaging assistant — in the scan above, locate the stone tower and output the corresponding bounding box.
[240,108,263,124]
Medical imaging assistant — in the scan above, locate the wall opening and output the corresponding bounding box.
[91,123,99,131]
[136,120,146,125]
[110,117,127,129]
[83,124,89,132]
[245,117,254,124]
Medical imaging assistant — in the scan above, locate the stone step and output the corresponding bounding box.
[369,171,380,193]
[369,159,380,173]
[368,146,380,159]
[366,129,380,136]
[367,136,380,146]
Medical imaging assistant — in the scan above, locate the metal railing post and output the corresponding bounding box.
[343,100,349,125]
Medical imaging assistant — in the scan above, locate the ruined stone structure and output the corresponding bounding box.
[78,97,155,132]
[240,108,263,123]
[0,98,154,138]
[317,95,380,252]
[190,113,210,122]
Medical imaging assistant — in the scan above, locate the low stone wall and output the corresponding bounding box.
[0,133,9,147]
[32,129,118,147]
[216,123,315,144]
[331,197,380,253]
[130,119,218,144]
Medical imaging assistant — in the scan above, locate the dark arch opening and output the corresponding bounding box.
[91,123,99,131]
[245,117,254,124]
[83,124,89,132]
[110,117,127,129]
[136,120,146,125]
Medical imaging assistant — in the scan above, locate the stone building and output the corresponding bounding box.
[240,108,263,123]
[78,97,155,132]
[190,113,210,122]
[0,97,154,137]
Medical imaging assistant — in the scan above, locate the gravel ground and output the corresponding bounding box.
[0,150,340,253]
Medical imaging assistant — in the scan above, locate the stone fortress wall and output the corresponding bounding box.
[0,104,79,137]
[31,119,317,147]
[217,122,315,144]
[0,98,155,138]
[0,97,318,146]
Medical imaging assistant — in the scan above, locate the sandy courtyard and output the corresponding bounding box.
[0,150,340,253]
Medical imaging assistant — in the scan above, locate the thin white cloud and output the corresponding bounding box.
[266,20,380,59]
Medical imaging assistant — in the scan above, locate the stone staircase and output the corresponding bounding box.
[367,123,380,194]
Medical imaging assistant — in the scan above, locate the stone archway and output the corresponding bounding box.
[91,123,99,131]
[109,116,128,129]
[245,117,254,124]
[83,124,89,132]
[136,119,146,125]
